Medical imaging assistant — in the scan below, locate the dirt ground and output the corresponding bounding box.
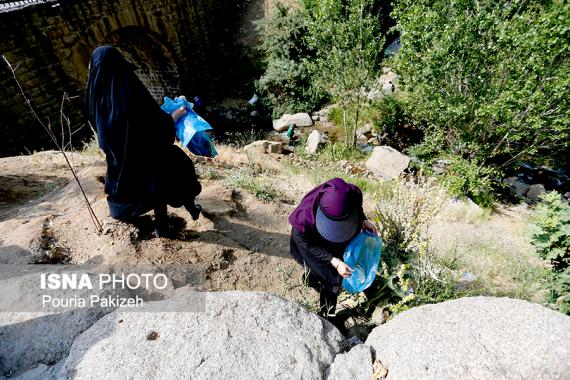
[0,149,317,306]
[0,146,541,311]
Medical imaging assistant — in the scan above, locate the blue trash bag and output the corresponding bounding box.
[342,231,383,293]
[160,96,218,158]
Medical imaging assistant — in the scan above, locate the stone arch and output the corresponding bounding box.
[62,8,179,93]
[103,27,182,101]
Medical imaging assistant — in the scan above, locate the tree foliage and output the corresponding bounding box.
[255,4,325,118]
[391,0,570,168]
[306,0,384,145]
[255,0,384,125]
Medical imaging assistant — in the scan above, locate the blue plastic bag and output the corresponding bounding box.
[342,231,382,293]
[160,96,218,158]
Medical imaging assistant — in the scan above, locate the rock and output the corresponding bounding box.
[365,146,410,180]
[565,192,570,199]
[370,306,388,326]
[327,344,373,380]
[526,184,546,201]
[503,177,530,197]
[365,297,570,379]
[243,140,268,155]
[197,184,236,217]
[273,113,314,132]
[432,159,452,175]
[306,130,325,155]
[55,291,345,379]
[0,272,131,375]
[243,140,283,155]
[456,272,477,291]
[366,137,380,146]
[266,141,284,154]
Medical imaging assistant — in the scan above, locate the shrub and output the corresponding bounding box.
[530,191,570,314]
[223,129,266,148]
[367,177,448,312]
[318,142,366,162]
[391,0,570,169]
[307,0,384,146]
[439,157,498,209]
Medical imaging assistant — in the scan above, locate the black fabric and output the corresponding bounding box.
[290,227,349,296]
[86,46,201,220]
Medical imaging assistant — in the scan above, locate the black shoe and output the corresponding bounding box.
[185,203,202,221]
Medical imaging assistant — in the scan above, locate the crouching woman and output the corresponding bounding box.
[289,178,377,319]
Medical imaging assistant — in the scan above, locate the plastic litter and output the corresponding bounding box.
[161,96,217,158]
[248,94,259,105]
[342,230,382,293]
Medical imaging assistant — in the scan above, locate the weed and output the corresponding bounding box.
[225,169,283,203]
[224,129,266,148]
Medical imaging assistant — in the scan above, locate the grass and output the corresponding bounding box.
[438,199,492,224]
[430,228,547,303]
[223,129,266,148]
[225,166,283,203]
[318,142,366,162]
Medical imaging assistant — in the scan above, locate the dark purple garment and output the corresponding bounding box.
[288,178,366,234]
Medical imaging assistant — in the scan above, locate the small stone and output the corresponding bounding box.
[146,331,160,341]
[306,130,325,154]
[266,141,283,154]
[503,177,530,197]
[526,184,546,201]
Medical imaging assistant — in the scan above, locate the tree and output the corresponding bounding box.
[392,0,569,168]
[307,0,384,146]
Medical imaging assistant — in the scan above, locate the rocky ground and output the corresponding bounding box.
[0,149,314,302]
[1,147,568,379]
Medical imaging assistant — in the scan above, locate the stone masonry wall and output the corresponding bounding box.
[0,0,237,157]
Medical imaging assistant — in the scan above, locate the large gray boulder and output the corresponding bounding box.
[0,272,131,376]
[54,291,345,379]
[273,113,314,132]
[326,344,373,380]
[364,297,570,379]
[365,146,410,180]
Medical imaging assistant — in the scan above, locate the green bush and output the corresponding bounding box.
[255,4,326,118]
[530,191,570,314]
[439,157,498,209]
[370,95,410,135]
[392,0,570,169]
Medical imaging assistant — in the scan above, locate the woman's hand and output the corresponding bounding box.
[336,261,354,278]
[362,219,378,235]
[171,106,187,122]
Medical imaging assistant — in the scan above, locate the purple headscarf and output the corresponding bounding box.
[289,178,366,234]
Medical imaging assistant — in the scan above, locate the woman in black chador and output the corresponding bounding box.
[86,46,202,236]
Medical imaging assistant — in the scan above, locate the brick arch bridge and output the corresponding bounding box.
[0,0,237,156]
